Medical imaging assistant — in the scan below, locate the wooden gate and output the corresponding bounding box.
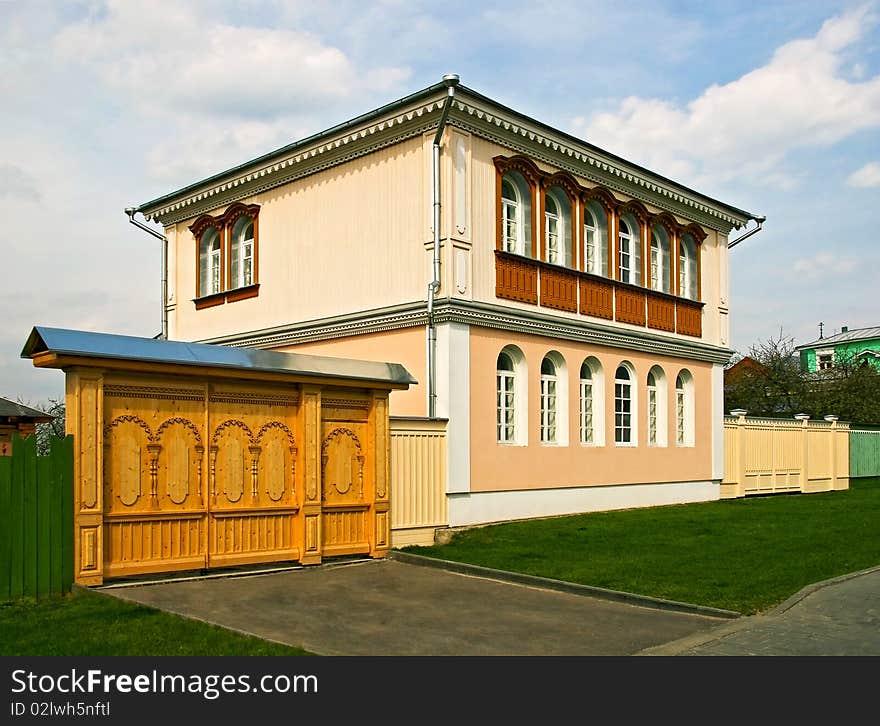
[22,325,413,585]
[101,380,303,578]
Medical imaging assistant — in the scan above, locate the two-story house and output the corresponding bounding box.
[131,76,763,529]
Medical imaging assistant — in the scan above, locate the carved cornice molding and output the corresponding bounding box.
[143,99,448,226]
[140,88,753,233]
[448,101,748,233]
[201,299,732,364]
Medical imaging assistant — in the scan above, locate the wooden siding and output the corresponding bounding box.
[539,264,578,312]
[646,290,675,332]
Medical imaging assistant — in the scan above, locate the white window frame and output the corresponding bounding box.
[496,347,527,446]
[816,348,835,371]
[614,363,637,446]
[675,371,695,447]
[545,195,561,265]
[618,222,632,284]
[647,367,667,447]
[540,360,558,444]
[497,355,516,444]
[501,178,523,255]
[579,358,605,447]
[679,235,698,300]
[584,205,606,277]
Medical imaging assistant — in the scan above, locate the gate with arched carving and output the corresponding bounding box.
[22,325,412,585]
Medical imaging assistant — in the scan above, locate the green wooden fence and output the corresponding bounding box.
[850,429,880,478]
[0,434,74,601]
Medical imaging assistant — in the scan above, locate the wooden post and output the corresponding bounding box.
[795,414,810,492]
[825,415,839,491]
[300,385,322,565]
[369,391,391,558]
[730,409,747,498]
[67,368,105,585]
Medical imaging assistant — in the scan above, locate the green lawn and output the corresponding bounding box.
[404,477,880,615]
[0,588,313,656]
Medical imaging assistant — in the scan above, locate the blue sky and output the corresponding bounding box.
[2,0,878,403]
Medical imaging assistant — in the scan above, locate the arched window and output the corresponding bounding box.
[540,351,568,445]
[540,356,558,444]
[501,172,532,256]
[679,234,698,299]
[615,363,637,445]
[199,227,222,297]
[579,357,604,445]
[497,346,527,445]
[497,352,516,443]
[618,216,642,285]
[544,188,572,267]
[650,226,671,293]
[230,216,255,289]
[647,366,667,447]
[676,370,695,446]
[583,202,608,277]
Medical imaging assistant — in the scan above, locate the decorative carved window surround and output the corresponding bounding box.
[190,202,261,310]
[494,154,706,338]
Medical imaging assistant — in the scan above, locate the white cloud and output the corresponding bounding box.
[791,253,857,280]
[54,1,410,120]
[846,160,880,187]
[572,5,880,191]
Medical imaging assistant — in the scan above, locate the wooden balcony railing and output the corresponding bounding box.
[539,263,578,313]
[676,298,703,337]
[615,285,647,326]
[495,252,704,338]
[579,275,613,320]
[646,289,676,332]
[495,251,538,304]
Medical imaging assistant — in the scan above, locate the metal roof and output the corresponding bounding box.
[21,327,417,387]
[795,326,880,350]
[0,397,54,421]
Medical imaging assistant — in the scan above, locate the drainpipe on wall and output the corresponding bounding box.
[125,207,168,340]
[427,73,460,419]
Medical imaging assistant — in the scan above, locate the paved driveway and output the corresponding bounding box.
[101,558,724,656]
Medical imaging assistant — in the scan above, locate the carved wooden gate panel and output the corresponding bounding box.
[102,384,207,578]
[207,387,300,569]
[321,422,371,556]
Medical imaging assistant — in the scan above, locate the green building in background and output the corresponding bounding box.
[796,325,880,373]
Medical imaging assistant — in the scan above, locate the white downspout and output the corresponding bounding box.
[125,207,168,339]
[427,73,460,418]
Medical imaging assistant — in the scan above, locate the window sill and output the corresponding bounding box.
[193,283,260,310]
[614,441,638,448]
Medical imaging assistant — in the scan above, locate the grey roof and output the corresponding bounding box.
[21,327,417,387]
[796,326,880,350]
[0,397,54,421]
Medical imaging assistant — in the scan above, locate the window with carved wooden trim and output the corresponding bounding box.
[231,216,255,289]
[500,172,532,256]
[189,203,260,308]
[650,225,671,294]
[544,187,572,267]
[618,216,641,286]
[583,202,608,277]
[679,234,698,300]
[198,227,222,297]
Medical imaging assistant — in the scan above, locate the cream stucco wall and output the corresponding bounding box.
[276,327,427,418]
[168,135,430,343]
[469,326,713,493]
